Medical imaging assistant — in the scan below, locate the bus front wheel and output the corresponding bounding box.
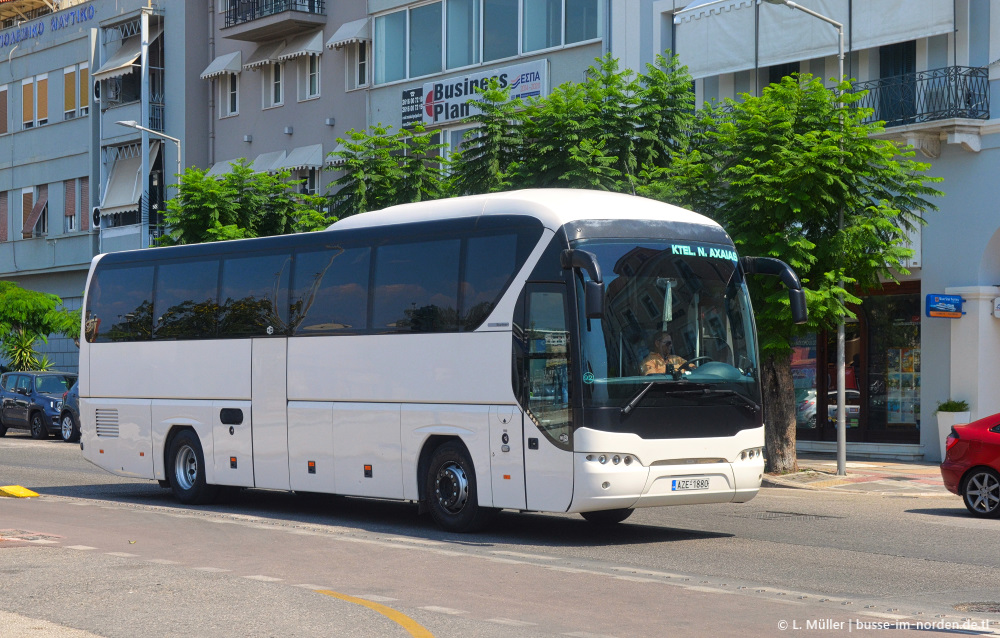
[581,508,634,525]
[167,429,219,505]
[425,441,495,533]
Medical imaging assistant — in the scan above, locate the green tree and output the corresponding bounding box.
[645,75,942,473]
[450,81,524,196]
[514,52,693,192]
[160,160,329,245]
[0,281,78,372]
[328,124,448,218]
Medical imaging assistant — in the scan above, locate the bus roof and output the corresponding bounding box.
[329,189,722,233]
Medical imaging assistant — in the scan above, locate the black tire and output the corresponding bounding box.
[29,412,49,440]
[166,429,219,505]
[961,467,1000,518]
[425,441,496,533]
[580,508,634,525]
[0,423,7,437]
[60,413,80,443]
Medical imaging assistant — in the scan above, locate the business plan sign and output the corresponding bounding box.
[416,60,547,126]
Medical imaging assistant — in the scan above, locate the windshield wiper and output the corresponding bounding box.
[621,383,760,417]
[620,381,708,416]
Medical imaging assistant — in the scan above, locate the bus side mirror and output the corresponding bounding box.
[740,256,808,325]
[561,249,605,320]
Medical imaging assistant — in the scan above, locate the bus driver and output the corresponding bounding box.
[641,331,686,375]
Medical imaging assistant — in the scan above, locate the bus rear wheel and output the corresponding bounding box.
[167,429,219,505]
[581,508,634,525]
[425,441,495,533]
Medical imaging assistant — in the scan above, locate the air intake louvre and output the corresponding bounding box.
[95,408,119,438]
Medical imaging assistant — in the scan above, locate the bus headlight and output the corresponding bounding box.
[598,455,607,464]
[739,447,764,461]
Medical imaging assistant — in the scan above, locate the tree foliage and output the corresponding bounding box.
[0,281,78,372]
[643,74,942,471]
[328,124,448,218]
[160,160,329,245]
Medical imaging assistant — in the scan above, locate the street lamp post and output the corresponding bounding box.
[761,0,847,476]
[116,119,182,182]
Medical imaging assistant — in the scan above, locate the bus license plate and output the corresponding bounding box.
[672,478,710,491]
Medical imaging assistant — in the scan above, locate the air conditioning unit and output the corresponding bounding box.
[92,207,102,229]
[93,79,101,103]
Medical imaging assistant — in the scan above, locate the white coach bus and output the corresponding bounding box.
[80,189,806,532]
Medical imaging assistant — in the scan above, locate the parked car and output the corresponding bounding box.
[0,372,78,439]
[940,413,1000,518]
[59,380,81,443]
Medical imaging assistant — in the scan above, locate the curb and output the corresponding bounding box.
[762,475,949,497]
[0,485,39,498]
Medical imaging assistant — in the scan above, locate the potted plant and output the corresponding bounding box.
[936,399,971,458]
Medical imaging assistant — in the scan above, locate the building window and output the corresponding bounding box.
[299,54,320,100]
[265,62,283,108]
[297,169,318,195]
[347,42,369,90]
[374,0,604,84]
[222,72,239,117]
[64,65,90,120]
[21,74,48,129]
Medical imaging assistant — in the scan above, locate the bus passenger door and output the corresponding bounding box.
[520,284,575,512]
[251,338,289,490]
[490,404,525,510]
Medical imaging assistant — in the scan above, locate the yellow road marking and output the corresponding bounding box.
[0,485,39,498]
[316,590,434,638]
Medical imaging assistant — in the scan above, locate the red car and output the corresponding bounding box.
[940,414,1000,518]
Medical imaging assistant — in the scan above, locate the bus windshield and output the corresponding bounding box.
[575,240,760,410]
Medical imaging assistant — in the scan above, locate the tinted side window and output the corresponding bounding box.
[373,239,460,333]
[290,246,371,335]
[86,265,155,343]
[462,233,518,329]
[219,252,291,337]
[154,259,220,340]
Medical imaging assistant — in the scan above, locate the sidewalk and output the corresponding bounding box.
[763,453,951,496]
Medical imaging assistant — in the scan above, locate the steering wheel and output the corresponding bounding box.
[679,356,714,372]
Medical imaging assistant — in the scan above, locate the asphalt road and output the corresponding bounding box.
[1,431,998,637]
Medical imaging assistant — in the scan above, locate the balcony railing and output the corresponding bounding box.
[853,66,989,128]
[225,0,325,28]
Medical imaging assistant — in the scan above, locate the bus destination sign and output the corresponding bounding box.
[925,294,964,318]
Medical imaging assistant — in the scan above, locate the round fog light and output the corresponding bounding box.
[624,456,632,465]
[612,455,621,465]
[601,481,610,489]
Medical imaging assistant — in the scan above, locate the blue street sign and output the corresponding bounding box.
[926,294,964,318]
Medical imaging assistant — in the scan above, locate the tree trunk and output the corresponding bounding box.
[762,351,798,474]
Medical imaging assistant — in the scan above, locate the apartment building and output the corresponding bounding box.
[0,0,208,372]
[656,0,999,462]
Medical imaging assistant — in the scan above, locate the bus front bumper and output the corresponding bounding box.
[569,453,764,513]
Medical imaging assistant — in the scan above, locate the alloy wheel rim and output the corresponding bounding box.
[31,415,43,437]
[966,472,1000,513]
[61,416,73,440]
[174,444,198,491]
[434,461,469,514]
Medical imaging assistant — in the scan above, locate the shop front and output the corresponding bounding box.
[793,281,921,449]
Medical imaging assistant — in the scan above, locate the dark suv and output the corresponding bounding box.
[0,372,78,439]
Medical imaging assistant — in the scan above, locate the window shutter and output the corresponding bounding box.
[0,88,7,134]
[0,191,7,242]
[81,177,89,231]
[37,77,47,122]
[80,68,89,110]
[22,191,32,228]
[64,70,76,113]
[65,179,76,217]
[21,81,32,125]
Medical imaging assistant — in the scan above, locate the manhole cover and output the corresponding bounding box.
[954,602,1000,613]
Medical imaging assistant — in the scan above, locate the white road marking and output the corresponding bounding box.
[350,594,399,603]
[487,618,537,627]
[491,550,559,561]
[66,545,96,550]
[24,539,59,545]
[105,552,138,558]
[193,567,230,573]
[564,632,618,638]
[420,606,467,615]
[146,559,179,565]
[245,575,283,582]
[293,583,333,590]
